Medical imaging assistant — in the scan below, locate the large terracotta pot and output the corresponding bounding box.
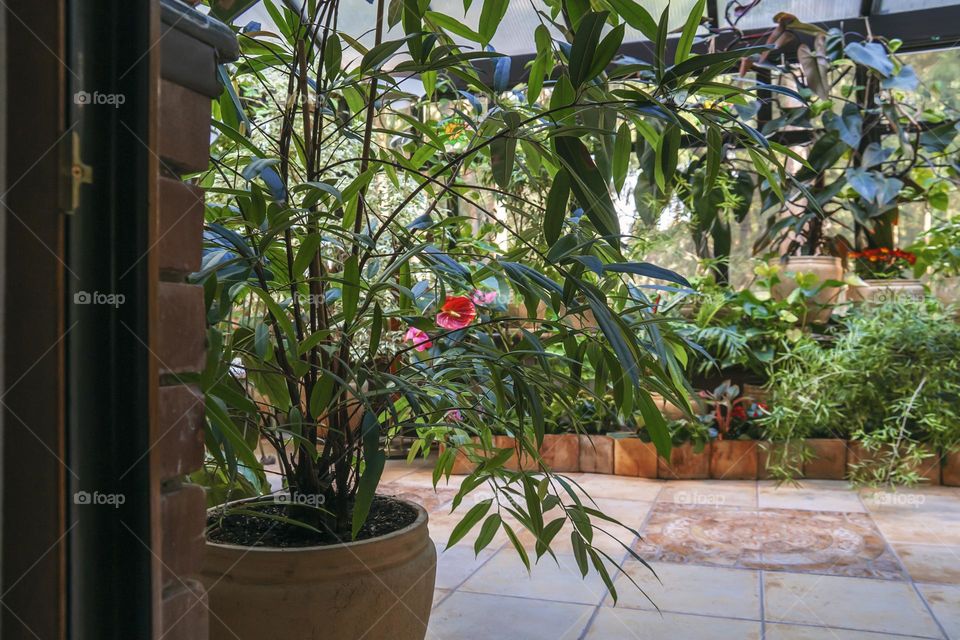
[772,256,844,324]
[846,278,925,304]
[202,499,437,640]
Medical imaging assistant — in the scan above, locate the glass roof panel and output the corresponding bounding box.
[231,0,703,57]
[875,0,960,13]
[723,0,862,30]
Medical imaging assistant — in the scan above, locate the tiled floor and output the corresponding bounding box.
[378,460,960,639]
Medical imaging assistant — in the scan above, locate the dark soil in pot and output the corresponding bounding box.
[207,495,417,548]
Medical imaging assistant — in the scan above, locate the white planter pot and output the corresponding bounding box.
[846,278,926,304]
[934,276,960,308]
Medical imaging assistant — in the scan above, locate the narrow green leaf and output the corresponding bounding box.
[637,389,671,460]
[544,169,571,245]
[473,513,502,554]
[425,10,482,41]
[569,11,607,87]
[675,0,706,64]
[446,499,492,547]
[606,0,658,41]
[478,0,509,46]
[503,521,531,570]
[654,5,670,78]
[490,134,517,189]
[342,254,360,325]
[588,23,624,81]
[613,122,631,194]
[554,136,620,247]
[292,233,321,277]
[705,125,722,191]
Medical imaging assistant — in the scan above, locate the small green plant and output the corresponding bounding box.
[910,217,960,278]
[761,300,960,485]
[682,260,831,381]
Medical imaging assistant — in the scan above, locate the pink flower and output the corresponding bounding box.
[404,326,433,351]
[471,289,497,305]
[445,409,463,422]
[435,296,477,330]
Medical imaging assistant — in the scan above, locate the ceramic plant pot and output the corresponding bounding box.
[772,256,844,324]
[846,278,925,304]
[203,499,437,640]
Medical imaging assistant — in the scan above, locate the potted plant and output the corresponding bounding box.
[746,14,959,316]
[846,247,925,303]
[909,216,960,307]
[191,1,776,637]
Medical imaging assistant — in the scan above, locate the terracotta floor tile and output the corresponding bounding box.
[763,572,942,637]
[583,607,761,640]
[893,543,960,584]
[917,583,960,639]
[427,591,593,640]
[459,549,611,605]
[636,504,901,578]
[657,479,758,508]
[765,623,918,639]
[608,561,761,620]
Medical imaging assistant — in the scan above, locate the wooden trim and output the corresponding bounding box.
[2,0,68,637]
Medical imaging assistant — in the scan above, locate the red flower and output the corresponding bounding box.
[436,296,477,330]
[731,405,747,421]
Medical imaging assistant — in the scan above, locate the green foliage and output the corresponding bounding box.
[680,260,830,380]
[750,22,960,257]
[762,301,960,485]
[910,216,960,278]
[194,0,782,597]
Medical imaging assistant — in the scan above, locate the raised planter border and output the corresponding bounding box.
[445,437,953,485]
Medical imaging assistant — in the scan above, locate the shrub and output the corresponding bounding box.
[762,300,960,484]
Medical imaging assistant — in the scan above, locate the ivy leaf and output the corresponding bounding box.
[844,41,894,78]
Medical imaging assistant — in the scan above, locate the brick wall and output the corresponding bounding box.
[154,52,216,640]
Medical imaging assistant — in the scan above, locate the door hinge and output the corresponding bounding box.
[63,130,93,214]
